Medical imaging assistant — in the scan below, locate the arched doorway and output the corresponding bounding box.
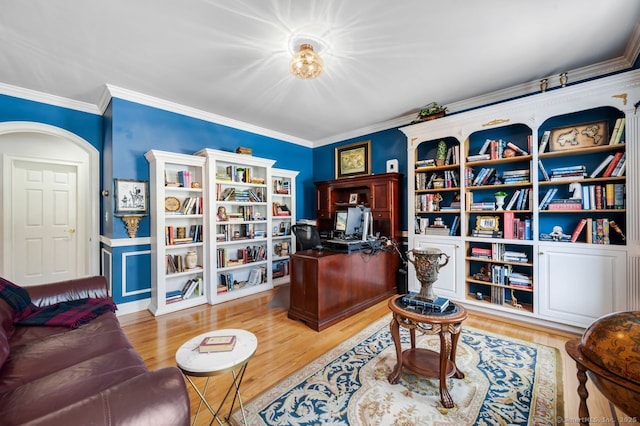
[0,122,99,284]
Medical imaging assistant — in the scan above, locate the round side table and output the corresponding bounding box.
[176,328,257,426]
[387,295,467,409]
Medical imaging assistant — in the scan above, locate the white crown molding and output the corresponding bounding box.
[0,82,101,115]
[105,85,314,148]
[314,49,640,148]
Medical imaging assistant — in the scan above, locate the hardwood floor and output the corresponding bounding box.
[119,286,636,425]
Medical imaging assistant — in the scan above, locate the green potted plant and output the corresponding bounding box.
[494,191,508,211]
[435,140,448,166]
[414,102,448,123]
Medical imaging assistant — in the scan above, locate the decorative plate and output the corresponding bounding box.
[165,196,180,212]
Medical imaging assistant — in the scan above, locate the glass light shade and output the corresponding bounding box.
[290,44,323,79]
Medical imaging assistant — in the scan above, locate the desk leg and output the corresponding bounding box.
[438,330,454,409]
[387,314,403,384]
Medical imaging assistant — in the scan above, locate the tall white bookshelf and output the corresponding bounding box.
[145,150,207,316]
[196,148,276,304]
[271,168,299,286]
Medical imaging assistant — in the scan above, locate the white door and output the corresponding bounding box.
[12,159,78,284]
[0,122,100,286]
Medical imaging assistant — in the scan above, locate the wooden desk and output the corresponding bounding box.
[288,248,398,331]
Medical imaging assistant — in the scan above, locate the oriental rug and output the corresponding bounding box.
[230,314,563,426]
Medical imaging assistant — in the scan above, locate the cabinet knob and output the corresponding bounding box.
[539,251,544,255]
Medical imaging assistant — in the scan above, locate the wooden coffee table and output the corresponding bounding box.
[387,295,467,409]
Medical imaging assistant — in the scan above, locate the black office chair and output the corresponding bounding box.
[291,224,323,251]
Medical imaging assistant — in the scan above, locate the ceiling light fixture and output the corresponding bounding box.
[290,43,324,79]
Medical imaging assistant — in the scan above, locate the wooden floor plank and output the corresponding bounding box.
[120,286,633,425]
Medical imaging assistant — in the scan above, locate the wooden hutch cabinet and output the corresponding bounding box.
[314,173,402,241]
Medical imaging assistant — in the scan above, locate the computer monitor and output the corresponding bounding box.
[360,207,374,241]
[344,207,363,237]
[334,210,347,232]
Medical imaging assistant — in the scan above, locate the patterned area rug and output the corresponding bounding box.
[230,314,563,426]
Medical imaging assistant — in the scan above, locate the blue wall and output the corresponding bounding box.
[106,98,314,239]
[313,127,409,230]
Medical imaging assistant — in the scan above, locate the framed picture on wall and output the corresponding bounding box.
[335,140,371,179]
[115,179,148,213]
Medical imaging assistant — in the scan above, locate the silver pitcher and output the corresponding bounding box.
[406,247,450,301]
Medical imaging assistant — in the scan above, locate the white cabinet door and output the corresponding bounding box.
[409,237,462,300]
[538,244,626,328]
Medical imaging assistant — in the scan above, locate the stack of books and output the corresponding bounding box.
[402,292,450,312]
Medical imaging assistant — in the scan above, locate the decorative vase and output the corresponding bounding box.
[406,247,450,301]
[495,195,506,211]
[185,251,198,269]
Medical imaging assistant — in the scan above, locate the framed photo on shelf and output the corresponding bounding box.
[348,193,358,204]
[115,179,148,214]
[548,120,609,152]
[476,216,500,231]
[335,140,371,179]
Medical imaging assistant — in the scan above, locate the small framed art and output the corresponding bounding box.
[335,140,371,179]
[348,193,358,204]
[115,179,148,214]
[548,120,609,152]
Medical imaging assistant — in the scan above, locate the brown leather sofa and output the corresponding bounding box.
[0,276,190,425]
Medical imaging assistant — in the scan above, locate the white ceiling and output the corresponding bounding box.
[1,0,639,147]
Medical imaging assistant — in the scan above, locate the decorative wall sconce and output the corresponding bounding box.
[118,214,145,238]
[559,72,568,87]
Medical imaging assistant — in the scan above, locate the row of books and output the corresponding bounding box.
[216,223,266,242]
[165,225,203,245]
[166,276,202,303]
[570,217,625,244]
[609,118,626,145]
[165,170,196,188]
[470,229,504,239]
[216,165,260,184]
[168,197,202,215]
[589,152,626,178]
[166,253,199,274]
[470,244,529,263]
[469,138,529,161]
[273,179,290,194]
[401,292,450,312]
[484,263,532,287]
[415,145,460,168]
[504,188,532,211]
[216,245,267,268]
[217,186,265,202]
[539,183,625,210]
[272,259,290,278]
[416,169,460,190]
[503,212,532,240]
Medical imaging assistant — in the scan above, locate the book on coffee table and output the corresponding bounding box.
[198,335,236,353]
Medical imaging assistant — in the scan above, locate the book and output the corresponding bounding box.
[479,139,492,155]
[538,130,551,153]
[589,154,614,178]
[610,152,626,177]
[198,335,237,353]
[449,216,460,236]
[538,160,550,181]
[402,293,450,312]
[612,118,626,144]
[602,152,624,177]
[505,189,521,211]
[538,188,558,210]
[571,218,587,242]
[467,153,491,162]
[506,141,528,156]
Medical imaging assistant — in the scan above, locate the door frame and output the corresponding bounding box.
[0,121,100,280]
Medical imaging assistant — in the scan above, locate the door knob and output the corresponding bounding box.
[67,228,76,234]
